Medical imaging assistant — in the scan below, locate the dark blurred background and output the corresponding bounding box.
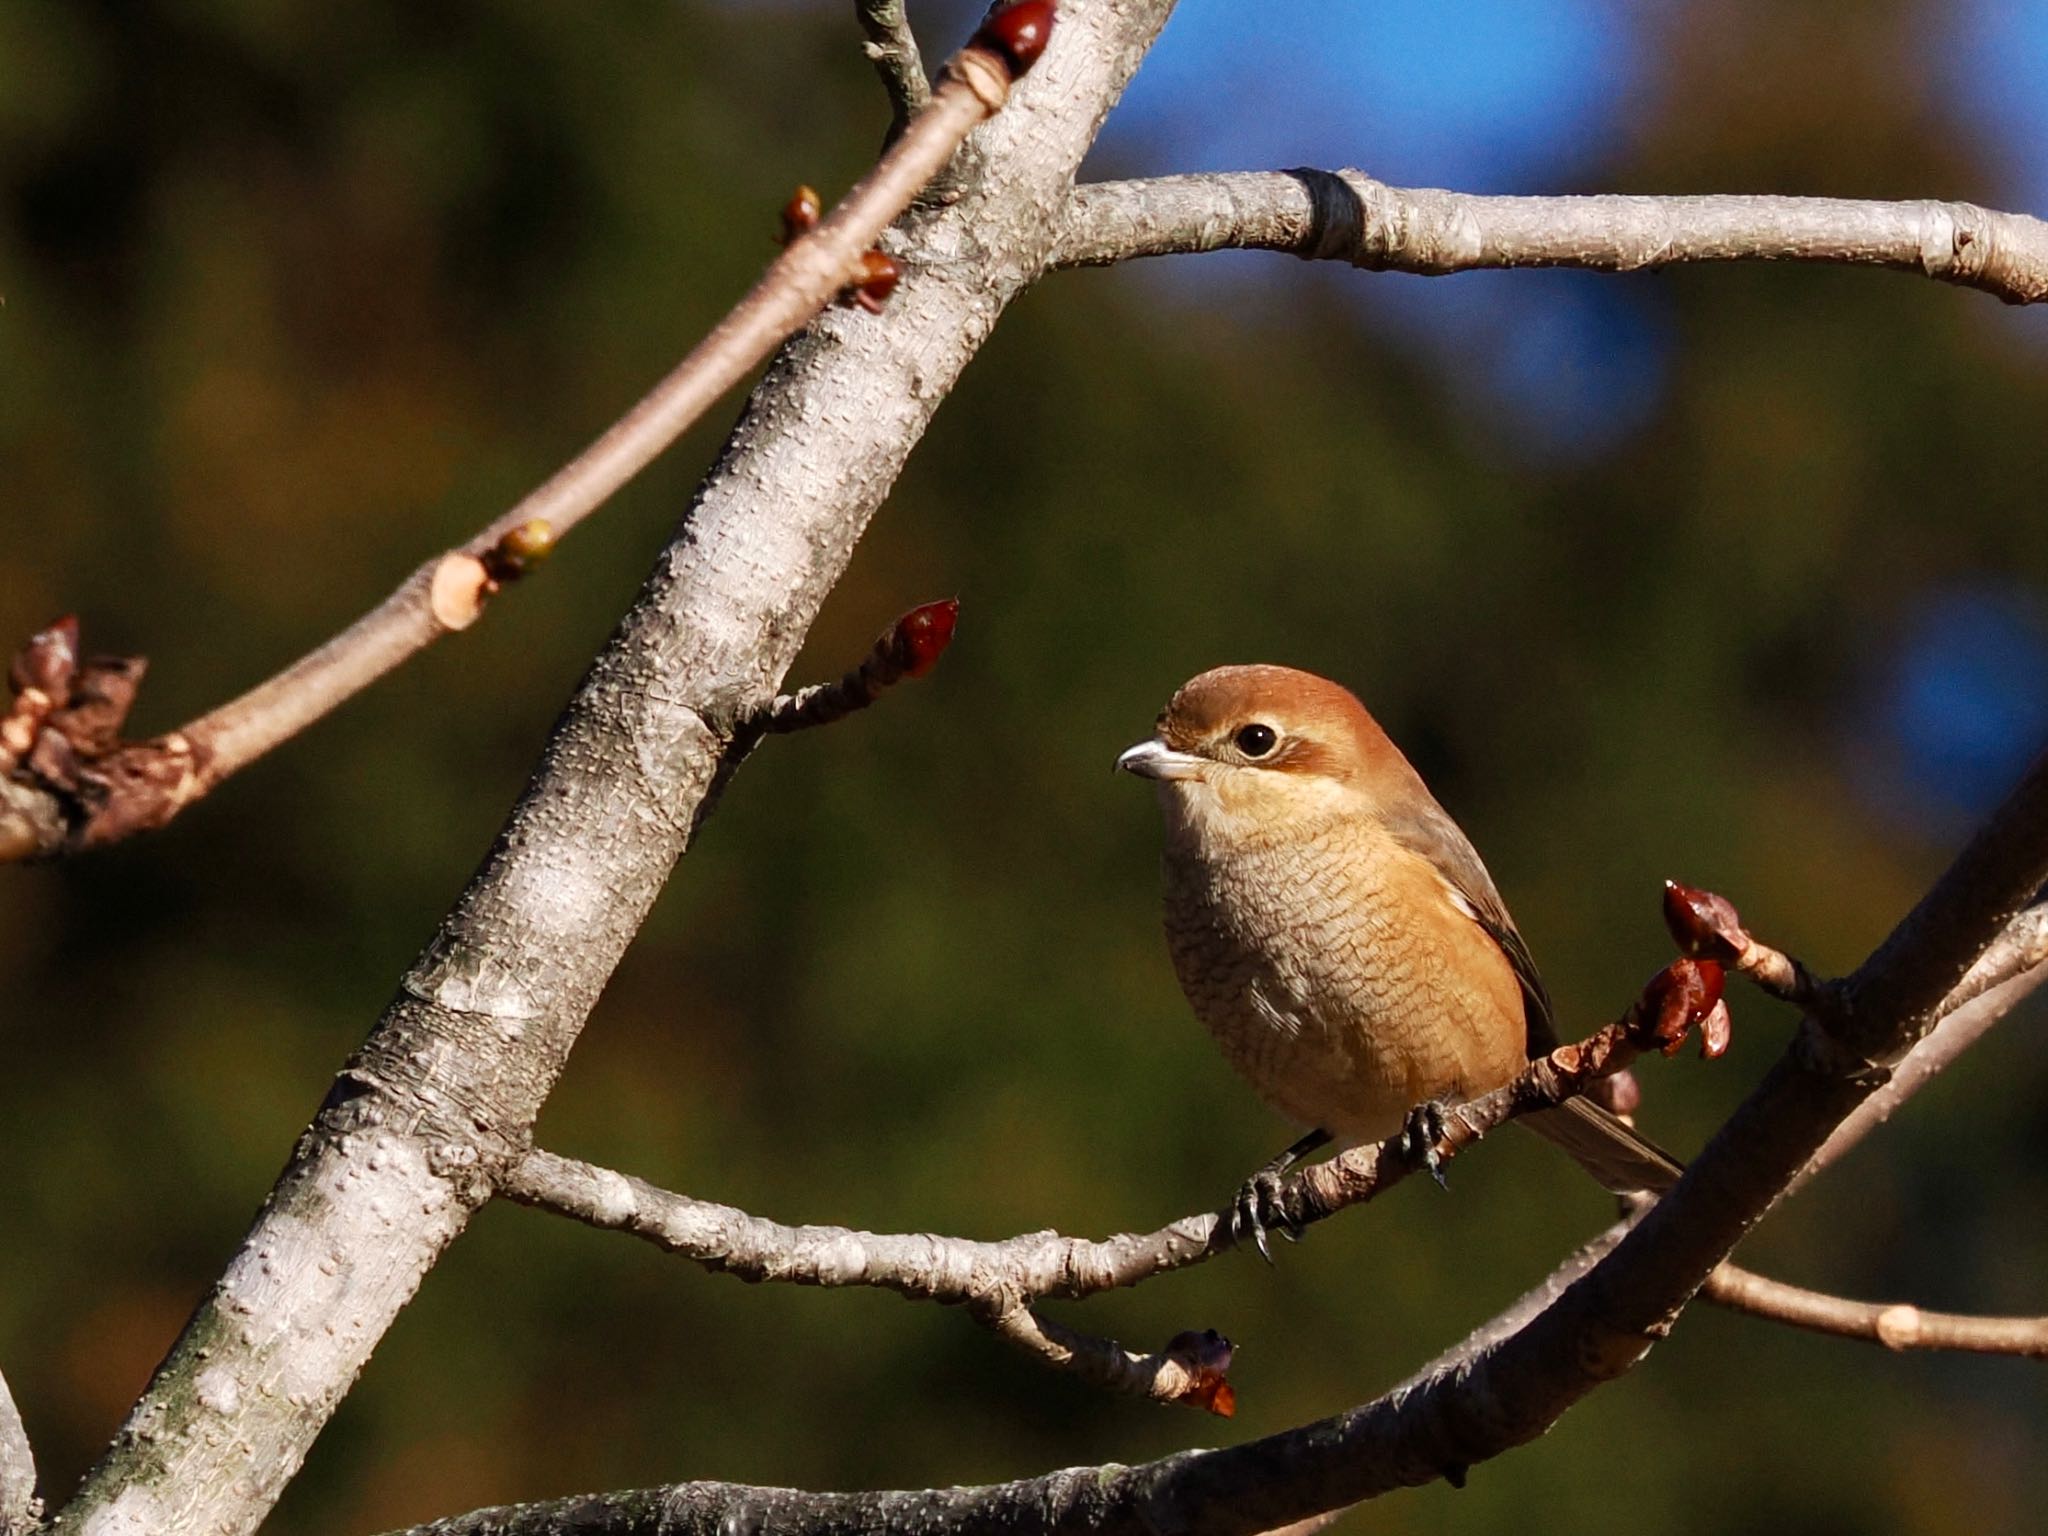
[4,1,2047,1532]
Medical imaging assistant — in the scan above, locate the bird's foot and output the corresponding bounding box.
[1400,1100,1452,1189]
[1228,1166,1298,1264]
[1225,1128,1329,1262]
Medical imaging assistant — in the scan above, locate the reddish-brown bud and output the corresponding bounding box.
[12,615,81,703]
[847,249,901,314]
[1662,879,1749,964]
[974,0,1056,77]
[1635,957,1726,1055]
[779,184,822,245]
[895,598,958,677]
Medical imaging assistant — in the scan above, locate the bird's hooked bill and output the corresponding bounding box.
[1116,738,1207,780]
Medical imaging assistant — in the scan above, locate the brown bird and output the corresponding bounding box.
[1118,664,1678,1253]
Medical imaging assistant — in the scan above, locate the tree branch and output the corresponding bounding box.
[855,0,931,130]
[0,32,1024,863]
[1702,1264,2048,1358]
[1842,747,2048,1055]
[500,979,1702,1297]
[0,1371,36,1536]
[1794,910,2048,1193]
[389,762,2048,1536]
[1052,170,2048,305]
[51,4,1177,1533]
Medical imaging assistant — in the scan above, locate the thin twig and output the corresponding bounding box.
[1054,170,2048,305]
[499,982,1706,1407]
[1795,915,2048,1193]
[855,0,931,129]
[983,1310,1235,1413]
[1703,1263,2048,1358]
[0,38,1026,862]
[750,599,957,735]
[0,1371,37,1536]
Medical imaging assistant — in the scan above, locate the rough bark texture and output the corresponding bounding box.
[50,4,1176,1533]
[0,1371,34,1536]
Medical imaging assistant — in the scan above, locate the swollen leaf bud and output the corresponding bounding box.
[779,185,822,245]
[974,0,1056,77]
[1662,879,1749,964]
[895,598,959,677]
[848,249,901,314]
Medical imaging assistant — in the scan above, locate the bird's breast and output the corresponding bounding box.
[1160,816,1523,1143]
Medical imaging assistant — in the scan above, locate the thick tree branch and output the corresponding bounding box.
[52,5,1176,1534]
[1052,170,2048,304]
[1795,913,2048,1192]
[390,760,2048,1536]
[0,1371,35,1536]
[0,34,1023,864]
[1842,748,2048,1056]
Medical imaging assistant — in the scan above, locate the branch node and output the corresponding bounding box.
[428,554,494,632]
[946,47,1015,115]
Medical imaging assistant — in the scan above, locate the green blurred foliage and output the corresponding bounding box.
[3,3,2047,1534]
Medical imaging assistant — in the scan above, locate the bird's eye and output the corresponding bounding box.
[1233,722,1278,758]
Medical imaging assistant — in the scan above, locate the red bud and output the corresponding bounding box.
[974,0,1055,77]
[780,185,822,245]
[1662,879,1749,964]
[896,598,959,677]
[848,249,901,314]
[1636,957,1725,1055]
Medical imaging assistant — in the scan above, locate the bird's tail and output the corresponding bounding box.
[1520,1096,1683,1193]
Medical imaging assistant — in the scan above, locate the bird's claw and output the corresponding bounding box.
[1400,1100,1452,1189]
[1228,1166,1300,1262]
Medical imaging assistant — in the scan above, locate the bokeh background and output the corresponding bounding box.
[4,1,2048,1532]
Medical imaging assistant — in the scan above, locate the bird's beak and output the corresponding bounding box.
[1116,738,1207,781]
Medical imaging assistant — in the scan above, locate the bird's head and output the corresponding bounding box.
[1116,664,1426,846]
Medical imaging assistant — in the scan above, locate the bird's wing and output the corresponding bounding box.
[1383,796,1684,1194]
[1380,797,1560,1054]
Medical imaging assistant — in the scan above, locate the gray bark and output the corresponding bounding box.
[1054,170,2048,304]
[50,3,1176,1532]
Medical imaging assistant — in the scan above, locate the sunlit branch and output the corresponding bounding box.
[1054,170,2048,305]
